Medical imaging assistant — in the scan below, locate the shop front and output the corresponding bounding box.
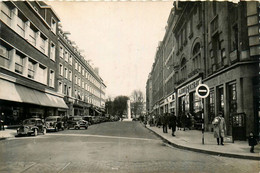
[0,79,68,125]
[177,78,202,129]
[204,63,258,138]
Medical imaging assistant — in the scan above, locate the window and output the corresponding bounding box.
[28,59,36,79]
[69,55,72,65]
[37,64,46,84]
[75,61,78,70]
[209,89,215,122]
[51,18,57,34]
[64,83,67,95]
[75,75,77,84]
[64,51,68,62]
[78,77,81,86]
[68,86,71,97]
[58,81,62,93]
[49,70,55,87]
[78,64,81,73]
[28,24,37,46]
[229,83,237,114]
[64,67,68,79]
[39,33,47,54]
[15,52,24,74]
[0,44,10,68]
[17,11,26,37]
[74,90,77,98]
[192,43,201,71]
[50,42,55,61]
[59,64,63,76]
[1,2,12,26]
[69,70,72,81]
[82,81,84,88]
[59,46,63,58]
[82,69,84,76]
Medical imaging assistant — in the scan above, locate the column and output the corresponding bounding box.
[23,57,28,77]
[10,8,18,30]
[9,49,16,71]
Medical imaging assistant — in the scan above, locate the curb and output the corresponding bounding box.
[145,126,260,161]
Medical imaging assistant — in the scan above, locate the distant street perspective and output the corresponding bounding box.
[0,1,260,173]
[0,121,259,173]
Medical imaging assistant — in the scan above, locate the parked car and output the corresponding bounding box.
[17,118,46,136]
[74,120,88,129]
[67,116,88,129]
[45,116,64,132]
[83,116,94,125]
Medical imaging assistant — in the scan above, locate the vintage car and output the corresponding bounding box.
[45,116,64,132]
[17,118,46,136]
[67,116,88,129]
[74,120,88,130]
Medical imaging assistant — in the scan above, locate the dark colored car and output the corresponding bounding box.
[67,116,88,129]
[45,116,64,132]
[83,116,94,125]
[17,118,46,136]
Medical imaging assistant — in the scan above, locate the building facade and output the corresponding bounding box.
[146,1,259,140]
[0,1,106,125]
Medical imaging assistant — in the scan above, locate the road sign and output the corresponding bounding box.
[196,84,209,98]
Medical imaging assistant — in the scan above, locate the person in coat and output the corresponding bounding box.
[168,113,177,136]
[212,112,226,145]
[162,113,168,133]
[248,131,258,153]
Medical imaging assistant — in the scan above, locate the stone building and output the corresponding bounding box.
[146,1,259,140]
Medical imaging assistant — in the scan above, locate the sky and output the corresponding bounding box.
[47,1,173,99]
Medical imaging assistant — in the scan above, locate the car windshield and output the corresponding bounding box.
[46,118,57,121]
[23,119,36,125]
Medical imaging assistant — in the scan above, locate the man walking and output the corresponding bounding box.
[168,113,177,136]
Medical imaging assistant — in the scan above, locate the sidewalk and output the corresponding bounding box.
[0,129,16,140]
[146,125,260,160]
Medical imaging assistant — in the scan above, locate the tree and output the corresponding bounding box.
[113,96,129,118]
[105,97,114,115]
[131,90,144,118]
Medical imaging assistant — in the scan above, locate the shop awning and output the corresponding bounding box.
[95,109,101,115]
[0,79,68,109]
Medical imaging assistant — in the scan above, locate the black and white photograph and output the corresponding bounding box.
[0,0,259,172]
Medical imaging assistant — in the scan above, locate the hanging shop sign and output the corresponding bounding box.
[178,78,201,97]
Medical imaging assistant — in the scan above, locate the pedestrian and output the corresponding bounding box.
[212,112,226,145]
[162,113,168,133]
[248,131,258,153]
[168,113,177,136]
[177,115,181,130]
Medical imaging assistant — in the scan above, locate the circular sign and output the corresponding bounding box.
[196,84,210,98]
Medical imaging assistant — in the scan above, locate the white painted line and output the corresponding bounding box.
[48,133,160,141]
[58,162,71,173]
[198,89,207,92]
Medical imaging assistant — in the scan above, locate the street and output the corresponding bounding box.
[0,121,259,173]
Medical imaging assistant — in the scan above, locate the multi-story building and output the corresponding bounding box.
[0,1,106,125]
[0,1,67,124]
[146,1,259,140]
[58,27,106,116]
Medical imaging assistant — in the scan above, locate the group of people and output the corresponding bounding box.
[149,111,258,153]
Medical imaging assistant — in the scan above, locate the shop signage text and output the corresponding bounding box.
[178,78,201,97]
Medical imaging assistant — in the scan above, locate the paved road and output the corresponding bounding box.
[0,121,259,173]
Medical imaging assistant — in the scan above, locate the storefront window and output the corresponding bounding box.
[209,89,215,122]
[229,83,237,114]
[218,87,224,113]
